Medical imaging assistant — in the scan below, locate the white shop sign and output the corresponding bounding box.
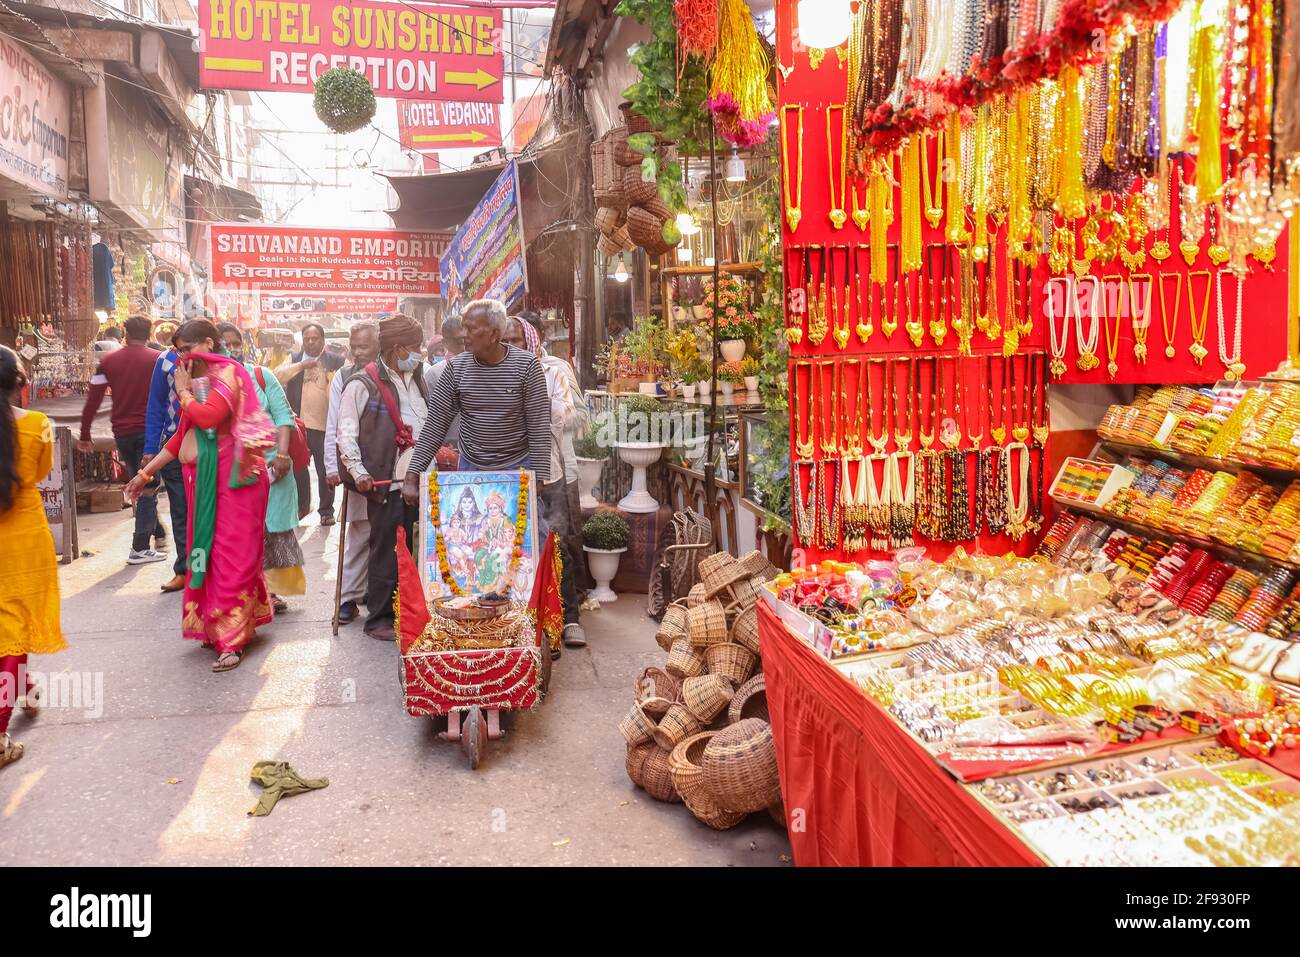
[0,30,71,198]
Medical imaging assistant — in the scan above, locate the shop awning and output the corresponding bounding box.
[0,0,96,87]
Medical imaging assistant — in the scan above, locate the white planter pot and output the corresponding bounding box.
[692,304,710,320]
[720,339,746,362]
[699,379,712,397]
[576,456,607,511]
[616,442,664,513]
[672,306,688,323]
[584,547,626,602]
[637,381,659,395]
[744,376,759,392]
[681,382,697,401]
[720,381,734,399]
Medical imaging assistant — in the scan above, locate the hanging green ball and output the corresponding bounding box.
[313,68,377,134]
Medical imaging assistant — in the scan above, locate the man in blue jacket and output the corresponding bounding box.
[143,329,190,592]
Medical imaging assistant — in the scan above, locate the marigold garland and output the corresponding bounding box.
[427,469,531,597]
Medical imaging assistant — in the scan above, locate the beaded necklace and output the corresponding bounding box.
[1215,267,1246,381]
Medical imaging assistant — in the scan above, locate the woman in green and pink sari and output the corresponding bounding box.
[126,320,277,672]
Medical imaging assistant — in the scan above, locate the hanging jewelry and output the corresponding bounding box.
[1215,268,1246,382]
[865,452,891,552]
[818,361,839,457]
[841,457,868,553]
[1150,162,1173,262]
[882,244,899,338]
[785,245,805,345]
[1074,274,1102,372]
[1157,271,1182,360]
[851,179,869,231]
[829,245,850,349]
[1206,203,1230,266]
[989,354,1007,446]
[1128,273,1152,364]
[926,243,947,346]
[807,245,828,345]
[900,134,924,272]
[1030,354,1049,448]
[1119,194,1149,270]
[1046,275,1071,378]
[841,359,864,458]
[826,104,848,230]
[793,460,817,545]
[854,243,873,342]
[954,246,975,357]
[1011,352,1030,444]
[1178,164,1204,267]
[793,360,815,460]
[1186,269,1212,365]
[1102,272,1123,379]
[893,356,913,451]
[921,128,944,228]
[781,105,805,232]
[865,359,889,455]
[1004,442,1031,541]
[982,441,1008,536]
[888,450,915,549]
[918,355,937,451]
[817,456,840,549]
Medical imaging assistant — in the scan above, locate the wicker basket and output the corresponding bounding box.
[704,642,757,686]
[655,603,689,651]
[613,137,647,167]
[620,101,655,133]
[596,233,622,257]
[687,583,707,607]
[665,637,706,679]
[670,733,748,830]
[625,204,665,247]
[730,604,760,654]
[594,206,625,234]
[700,551,753,598]
[628,741,681,803]
[611,224,635,252]
[725,576,764,611]
[681,673,735,722]
[686,599,728,648]
[739,550,780,581]
[640,196,672,222]
[640,695,674,719]
[592,132,628,211]
[635,666,680,704]
[653,702,703,750]
[618,701,657,746]
[700,718,780,813]
[727,673,768,724]
[622,167,660,207]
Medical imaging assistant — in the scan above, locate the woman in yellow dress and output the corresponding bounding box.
[0,345,65,769]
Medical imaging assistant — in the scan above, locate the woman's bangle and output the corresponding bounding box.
[137,468,153,481]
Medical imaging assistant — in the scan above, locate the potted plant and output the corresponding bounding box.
[664,326,700,400]
[671,299,690,324]
[740,356,760,392]
[717,360,744,399]
[582,511,631,602]
[615,394,665,513]
[703,275,755,362]
[622,314,665,394]
[573,432,608,511]
[680,356,710,401]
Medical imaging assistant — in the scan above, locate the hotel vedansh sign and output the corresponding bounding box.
[198,0,503,102]
[210,224,451,296]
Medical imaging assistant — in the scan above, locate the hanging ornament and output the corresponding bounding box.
[708,0,776,148]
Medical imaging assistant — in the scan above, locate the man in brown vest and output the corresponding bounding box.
[336,314,428,640]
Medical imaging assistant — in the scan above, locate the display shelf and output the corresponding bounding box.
[1099,441,1300,486]
[1050,497,1300,577]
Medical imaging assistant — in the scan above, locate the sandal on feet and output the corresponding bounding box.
[0,733,23,769]
[212,651,243,672]
[271,595,288,614]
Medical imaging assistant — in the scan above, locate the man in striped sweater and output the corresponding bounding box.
[402,298,551,504]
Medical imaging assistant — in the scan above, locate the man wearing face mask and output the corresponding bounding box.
[324,321,379,625]
[276,322,344,525]
[336,314,428,640]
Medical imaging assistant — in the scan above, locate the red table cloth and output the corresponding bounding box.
[758,601,1043,867]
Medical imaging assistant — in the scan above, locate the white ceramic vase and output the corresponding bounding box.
[720,339,746,362]
[584,547,626,602]
[576,456,606,511]
[744,376,759,392]
[720,381,734,399]
[681,382,697,401]
[616,442,664,513]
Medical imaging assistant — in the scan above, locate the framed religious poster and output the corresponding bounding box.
[418,469,540,602]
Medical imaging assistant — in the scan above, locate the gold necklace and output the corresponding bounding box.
[793,361,815,460]
[829,245,850,348]
[893,357,913,451]
[854,243,873,342]
[842,359,863,458]
[826,104,848,231]
[882,243,899,338]
[819,361,839,456]
[866,359,889,455]
[918,356,937,450]
[903,270,923,347]
[1102,273,1123,379]
[1186,269,1212,365]
[1157,271,1182,359]
[1151,162,1174,261]
[989,355,1007,446]
[1128,273,1152,364]
[851,180,869,231]
[927,243,948,347]
[807,244,828,345]
[781,105,805,232]
[920,128,944,228]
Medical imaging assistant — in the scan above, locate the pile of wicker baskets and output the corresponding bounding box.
[620,549,784,830]
[591,104,676,259]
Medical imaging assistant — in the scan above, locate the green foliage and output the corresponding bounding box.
[583,511,631,550]
[662,221,682,246]
[751,172,791,532]
[619,393,662,417]
[622,314,666,378]
[313,68,376,133]
[740,356,760,377]
[573,432,608,460]
[627,132,657,155]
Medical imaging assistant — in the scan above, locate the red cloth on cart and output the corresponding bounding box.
[395,527,431,655]
[758,601,1043,867]
[529,532,564,653]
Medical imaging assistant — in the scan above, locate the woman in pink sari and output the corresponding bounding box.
[125,320,277,671]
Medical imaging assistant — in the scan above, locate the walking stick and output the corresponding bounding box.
[332,486,348,636]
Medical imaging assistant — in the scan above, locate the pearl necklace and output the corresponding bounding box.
[1046,276,1071,378]
[1004,442,1030,541]
[1215,268,1246,382]
[866,454,892,553]
[889,451,916,549]
[1073,274,1101,372]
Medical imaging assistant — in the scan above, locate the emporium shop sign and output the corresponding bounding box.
[210,224,451,295]
[0,30,71,198]
[198,0,504,102]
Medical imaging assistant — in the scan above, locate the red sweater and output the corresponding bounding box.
[80,343,161,440]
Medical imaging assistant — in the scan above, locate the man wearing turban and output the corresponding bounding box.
[336,313,429,639]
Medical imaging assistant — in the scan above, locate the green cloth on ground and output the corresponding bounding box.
[248,760,329,817]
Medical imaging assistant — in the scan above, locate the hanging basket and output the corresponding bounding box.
[595,206,625,234]
[626,205,666,248]
[596,233,623,257]
[652,702,704,750]
[700,718,781,813]
[665,637,706,679]
[727,673,769,724]
[671,733,748,830]
[622,166,659,207]
[686,599,728,648]
[681,673,735,722]
[620,101,656,134]
[313,67,377,133]
[704,641,757,686]
[614,137,648,167]
[640,196,672,223]
[611,224,635,252]
[592,132,628,210]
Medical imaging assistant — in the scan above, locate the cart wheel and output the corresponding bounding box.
[462,706,486,769]
[540,644,553,695]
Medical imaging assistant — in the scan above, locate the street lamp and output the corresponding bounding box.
[724,148,746,183]
[612,255,629,283]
